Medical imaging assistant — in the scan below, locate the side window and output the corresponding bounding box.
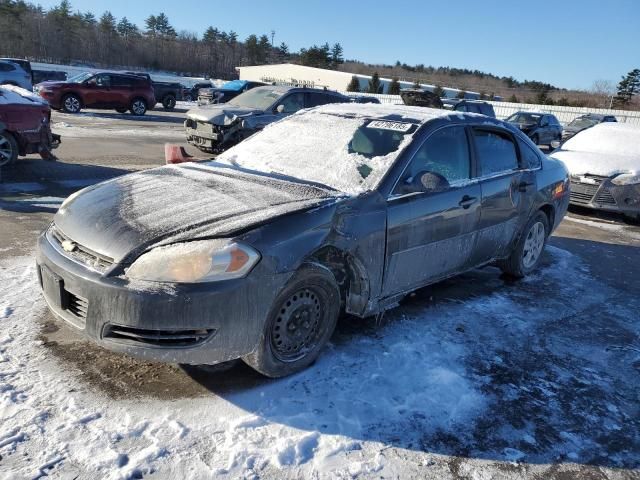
[306,92,338,108]
[394,126,471,194]
[0,63,15,72]
[473,129,519,176]
[95,74,111,87]
[519,141,542,169]
[277,93,305,113]
[455,104,468,112]
[111,75,132,87]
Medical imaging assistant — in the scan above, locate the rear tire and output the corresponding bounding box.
[162,94,176,110]
[243,264,340,378]
[130,98,147,116]
[0,131,19,166]
[62,94,82,113]
[498,211,549,278]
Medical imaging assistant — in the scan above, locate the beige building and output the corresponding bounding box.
[236,63,481,99]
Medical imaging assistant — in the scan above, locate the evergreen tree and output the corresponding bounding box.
[432,84,444,97]
[508,94,519,103]
[367,72,381,94]
[330,43,343,69]
[98,11,117,35]
[346,75,360,92]
[145,14,157,36]
[388,77,401,95]
[245,34,259,64]
[203,26,218,43]
[614,68,640,107]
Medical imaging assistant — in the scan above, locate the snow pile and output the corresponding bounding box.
[0,85,47,106]
[552,123,640,176]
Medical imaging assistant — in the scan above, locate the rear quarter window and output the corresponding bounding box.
[519,141,542,169]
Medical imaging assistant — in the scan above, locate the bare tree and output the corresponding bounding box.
[591,79,615,108]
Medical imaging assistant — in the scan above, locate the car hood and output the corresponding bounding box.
[550,149,640,177]
[36,80,72,89]
[186,104,262,124]
[54,163,341,264]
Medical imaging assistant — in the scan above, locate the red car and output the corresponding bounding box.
[35,71,155,116]
[0,85,60,166]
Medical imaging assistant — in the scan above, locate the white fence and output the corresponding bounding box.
[340,91,640,126]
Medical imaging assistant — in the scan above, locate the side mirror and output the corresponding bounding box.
[550,140,561,150]
[276,104,285,114]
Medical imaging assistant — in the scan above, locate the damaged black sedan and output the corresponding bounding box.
[37,104,569,377]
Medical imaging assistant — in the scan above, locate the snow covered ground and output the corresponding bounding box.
[1,245,639,479]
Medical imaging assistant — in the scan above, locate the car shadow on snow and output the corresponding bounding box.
[183,244,640,470]
[59,110,187,125]
[1,158,131,213]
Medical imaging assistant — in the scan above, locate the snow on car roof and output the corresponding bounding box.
[551,123,640,176]
[561,122,640,157]
[0,84,48,105]
[313,102,458,125]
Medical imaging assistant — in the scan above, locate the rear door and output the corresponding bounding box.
[110,75,134,108]
[469,127,537,264]
[383,125,481,296]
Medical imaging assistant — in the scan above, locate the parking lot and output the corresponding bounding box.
[1,108,639,479]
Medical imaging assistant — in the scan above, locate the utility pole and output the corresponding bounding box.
[270,30,275,46]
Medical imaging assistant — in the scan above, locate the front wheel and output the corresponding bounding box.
[130,98,147,116]
[162,94,176,110]
[62,94,82,113]
[498,211,549,278]
[0,131,19,166]
[243,264,340,378]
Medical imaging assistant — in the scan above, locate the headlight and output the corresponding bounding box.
[126,240,260,283]
[611,172,640,186]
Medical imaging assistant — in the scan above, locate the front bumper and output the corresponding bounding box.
[569,175,640,218]
[36,229,291,364]
[184,119,225,151]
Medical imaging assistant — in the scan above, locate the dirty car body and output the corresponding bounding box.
[37,104,569,376]
[184,85,351,153]
[0,85,60,165]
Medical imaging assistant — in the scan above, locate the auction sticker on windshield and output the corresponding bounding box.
[366,120,413,132]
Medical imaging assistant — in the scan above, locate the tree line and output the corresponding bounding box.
[0,0,344,78]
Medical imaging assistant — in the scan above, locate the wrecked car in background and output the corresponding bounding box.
[551,122,640,221]
[185,85,350,152]
[561,113,617,142]
[37,104,569,378]
[197,79,266,105]
[0,84,60,166]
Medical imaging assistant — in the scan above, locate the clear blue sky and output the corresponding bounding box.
[36,0,640,90]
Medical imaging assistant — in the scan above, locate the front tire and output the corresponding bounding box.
[62,94,82,113]
[498,211,549,278]
[162,94,176,110]
[243,264,340,378]
[0,131,19,166]
[130,98,147,116]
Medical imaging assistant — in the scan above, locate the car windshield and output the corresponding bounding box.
[507,113,541,124]
[217,111,417,194]
[227,87,284,110]
[67,72,94,83]
[222,80,247,91]
[568,117,599,129]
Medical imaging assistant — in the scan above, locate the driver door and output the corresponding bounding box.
[383,125,481,296]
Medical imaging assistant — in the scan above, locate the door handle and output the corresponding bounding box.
[458,195,477,209]
[518,181,534,192]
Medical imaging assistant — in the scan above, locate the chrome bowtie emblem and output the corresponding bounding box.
[61,240,77,252]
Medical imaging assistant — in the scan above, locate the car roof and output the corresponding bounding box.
[252,85,346,95]
[310,102,482,125]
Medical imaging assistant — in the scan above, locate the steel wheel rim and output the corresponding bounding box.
[522,221,545,268]
[132,100,145,114]
[269,288,324,362]
[0,135,13,166]
[64,96,80,112]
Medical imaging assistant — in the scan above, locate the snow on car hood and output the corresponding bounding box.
[550,123,640,176]
[0,84,48,105]
[185,104,262,125]
[54,163,340,263]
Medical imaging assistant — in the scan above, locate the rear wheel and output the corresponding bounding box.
[243,264,340,378]
[162,94,176,110]
[130,98,147,116]
[0,131,18,166]
[498,211,549,278]
[62,94,82,113]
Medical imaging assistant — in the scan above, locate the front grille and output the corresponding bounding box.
[48,225,114,273]
[569,175,616,207]
[67,292,88,321]
[103,324,216,348]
